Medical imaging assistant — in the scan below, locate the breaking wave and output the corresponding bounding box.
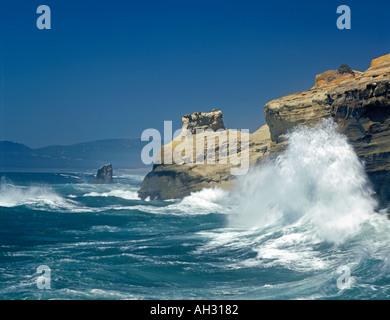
[180,119,390,285]
[1,121,390,299]
[0,180,96,212]
[229,119,383,244]
[0,182,68,209]
[83,190,140,200]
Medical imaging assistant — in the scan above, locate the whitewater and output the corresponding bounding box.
[1,120,389,299]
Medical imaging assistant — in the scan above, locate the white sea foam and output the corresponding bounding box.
[0,182,99,213]
[192,120,390,272]
[58,288,140,300]
[129,188,230,216]
[229,119,379,244]
[173,188,229,214]
[59,174,80,179]
[83,189,140,200]
[97,187,229,216]
[90,225,122,232]
[0,183,64,208]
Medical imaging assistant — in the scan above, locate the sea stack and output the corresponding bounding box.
[93,163,113,184]
[138,109,271,200]
[138,53,390,206]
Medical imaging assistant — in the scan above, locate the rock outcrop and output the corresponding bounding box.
[138,110,271,200]
[93,163,113,184]
[182,109,226,134]
[265,53,390,205]
[314,68,361,88]
[139,53,390,205]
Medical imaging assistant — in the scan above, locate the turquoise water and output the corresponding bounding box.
[0,172,389,300]
[1,123,390,300]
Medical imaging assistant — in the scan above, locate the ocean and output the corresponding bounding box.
[1,121,390,300]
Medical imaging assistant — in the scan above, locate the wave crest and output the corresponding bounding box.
[0,180,92,212]
[229,119,381,244]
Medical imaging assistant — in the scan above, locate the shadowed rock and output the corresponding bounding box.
[93,163,113,184]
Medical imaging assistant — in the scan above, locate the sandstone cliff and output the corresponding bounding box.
[265,53,390,204]
[138,110,271,200]
[182,109,226,133]
[139,53,390,205]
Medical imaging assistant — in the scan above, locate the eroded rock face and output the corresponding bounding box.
[182,109,225,134]
[370,53,390,68]
[314,69,360,88]
[265,53,390,205]
[93,163,113,184]
[138,53,390,205]
[138,110,271,200]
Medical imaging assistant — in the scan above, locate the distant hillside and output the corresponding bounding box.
[0,139,150,172]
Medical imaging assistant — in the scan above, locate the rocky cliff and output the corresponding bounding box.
[139,53,390,205]
[138,110,271,200]
[265,53,390,205]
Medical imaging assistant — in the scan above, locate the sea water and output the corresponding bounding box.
[1,120,389,299]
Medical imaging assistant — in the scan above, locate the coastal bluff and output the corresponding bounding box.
[138,110,271,200]
[138,53,390,205]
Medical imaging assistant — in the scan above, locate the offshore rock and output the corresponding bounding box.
[93,163,113,184]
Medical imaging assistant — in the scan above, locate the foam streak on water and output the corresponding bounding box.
[0,124,390,299]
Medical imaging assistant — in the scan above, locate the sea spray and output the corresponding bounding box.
[0,181,62,208]
[229,119,378,243]
[1,171,390,299]
[0,179,87,212]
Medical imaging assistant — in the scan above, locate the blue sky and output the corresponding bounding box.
[1,0,389,147]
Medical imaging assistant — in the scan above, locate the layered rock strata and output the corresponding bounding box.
[139,54,390,205]
[138,111,271,200]
[265,53,390,204]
